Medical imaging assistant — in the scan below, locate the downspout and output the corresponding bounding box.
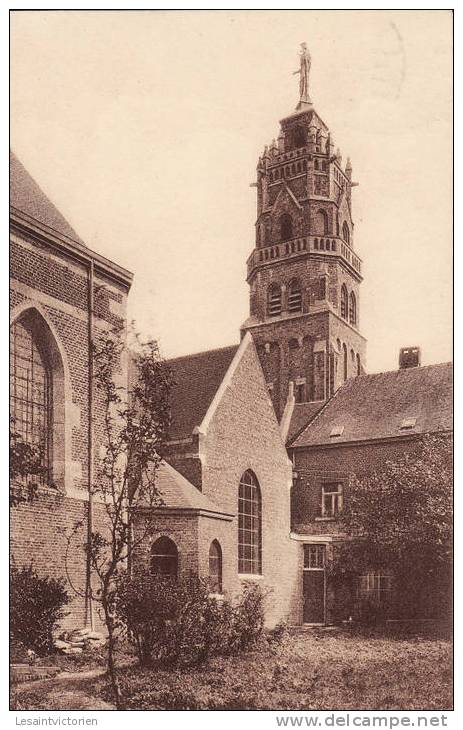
[85,259,95,630]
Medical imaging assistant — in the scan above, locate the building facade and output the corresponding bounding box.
[10,152,133,630]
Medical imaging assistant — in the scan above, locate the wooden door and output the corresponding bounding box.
[303,570,325,623]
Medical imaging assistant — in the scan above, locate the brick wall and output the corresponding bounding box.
[199,338,299,627]
[10,226,130,630]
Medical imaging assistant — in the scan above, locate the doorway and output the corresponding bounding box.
[303,544,326,624]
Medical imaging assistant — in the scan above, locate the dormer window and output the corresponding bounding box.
[400,417,417,430]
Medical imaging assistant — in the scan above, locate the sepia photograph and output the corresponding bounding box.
[9,9,453,715]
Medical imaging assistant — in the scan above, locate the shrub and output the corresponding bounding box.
[225,582,266,653]
[10,565,70,655]
[115,573,224,667]
[115,573,267,667]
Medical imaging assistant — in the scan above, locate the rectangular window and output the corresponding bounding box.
[358,571,393,603]
[303,544,325,570]
[321,482,343,518]
[295,382,306,403]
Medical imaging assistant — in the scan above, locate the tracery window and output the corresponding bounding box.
[238,470,262,575]
[10,318,51,484]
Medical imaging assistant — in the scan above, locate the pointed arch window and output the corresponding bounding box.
[342,222,350,245]
[315,209,328,235]
[349,292,357,326]
[340,285,348,320]
[238,470,262,575]
[209,540,223,593]
[288,279,302,313]
[150,536,178,578]
[10,316,52,485]
[267,284,282,316]
[280,213,293,241]
[342,343,348,381]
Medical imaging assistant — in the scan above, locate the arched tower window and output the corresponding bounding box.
[238,470,262,575]
[349,292,357,326]
[267,284,282,316]
[280,213,293,241]
[209,540,223,593]
[315,209,328,235]
[10,317,51,485]
[340,284,348,320]
[342,221,350,245]
[342,343,348,381]
[314,159,319,170]
[150,536,178,578]
[288,279,302,313]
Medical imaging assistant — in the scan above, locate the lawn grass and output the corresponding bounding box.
[95,628,452,710]
[12,629,452,711]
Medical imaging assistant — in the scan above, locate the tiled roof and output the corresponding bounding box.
[165,344,239,440]
[153,461,233,516]
[10,150,86,246]
[290,362,453,449]
[286,401,325,443]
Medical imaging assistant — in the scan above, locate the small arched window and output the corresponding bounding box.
[238,470,262,574]
[340,285,348,320]
[356,353,361,376]
[314,159,319,170]
[315,209,328,235]
[288,279,302,313]
[289,337,300,350]
[150,536,178,578]
[209,540,222,593]
[343,343,348,382]
[349,292,357,326]
[267,284,282,316]
[342,222,350,245]
[10,318,51,485]
[280,213,293,241]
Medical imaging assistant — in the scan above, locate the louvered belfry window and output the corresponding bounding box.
[288,280,302,313]
[238,470,262,574]
[10,319,51,484]
[267,284,282,316]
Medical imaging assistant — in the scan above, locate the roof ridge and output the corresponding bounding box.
[359,362,453,379]
[165,343,239,364]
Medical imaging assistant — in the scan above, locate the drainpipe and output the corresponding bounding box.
[85,259,95,630]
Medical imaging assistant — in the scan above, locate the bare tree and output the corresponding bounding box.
[67,325,172,708]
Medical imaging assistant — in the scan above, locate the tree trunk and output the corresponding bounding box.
[102,596,123,710]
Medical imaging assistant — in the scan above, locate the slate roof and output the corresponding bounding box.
[165,344,239,441]
[290,362,453,449]
[10,150,86,246]
[286,402,325,443]
[154,461,233,516]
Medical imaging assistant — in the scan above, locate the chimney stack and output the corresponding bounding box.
[399,347,421,369]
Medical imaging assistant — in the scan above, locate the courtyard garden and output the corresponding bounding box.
[12,626,452,711]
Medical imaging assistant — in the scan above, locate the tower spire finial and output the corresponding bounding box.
[293,42,312,109]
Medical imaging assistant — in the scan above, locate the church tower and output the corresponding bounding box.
[241,46,366,422]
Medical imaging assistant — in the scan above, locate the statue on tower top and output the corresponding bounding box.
[293,43,312,105]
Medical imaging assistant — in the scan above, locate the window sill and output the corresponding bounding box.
[238,573,264,580]
[315,516,337,522]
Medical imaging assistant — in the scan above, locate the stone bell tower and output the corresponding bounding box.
[241,45,366,423]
